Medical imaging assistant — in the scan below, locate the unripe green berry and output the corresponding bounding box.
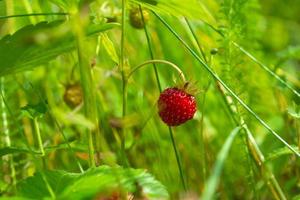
[129,8,149,29]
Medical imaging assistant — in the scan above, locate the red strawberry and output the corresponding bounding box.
[158,87,197,126]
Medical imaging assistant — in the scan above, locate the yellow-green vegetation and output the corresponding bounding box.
[0,0,299,199]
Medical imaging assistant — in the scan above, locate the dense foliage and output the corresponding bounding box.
[0,0,299,199]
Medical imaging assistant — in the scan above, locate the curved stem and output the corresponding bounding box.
[128,59,186,83]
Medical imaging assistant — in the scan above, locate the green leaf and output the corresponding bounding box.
[266,145,300,162]
[21,101,48,119]
[100,33,119,64]
[17,170,80,199]
[17,166,169,199]
[49,0,78,10]
[131,0,216,24]
[201,127,241,200]
[278,46,300,59]
[0,147,37,157]
[0,21,119,77]
[287,106,300,119]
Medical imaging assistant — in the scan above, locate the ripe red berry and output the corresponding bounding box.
[158,87,197,126]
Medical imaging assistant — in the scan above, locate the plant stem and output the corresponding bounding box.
[1,78,17,190]
[33,117,45,156]
[169,127,187,191]
[153,12,299,157]
[0,12,69,20]
[128,59,186,82]
[184,18,207,63]
[232,42,300,98]
[140,12,187,191]
[120,0,128,167]
[217,82,287,200]
[21,0,37,24]
[140,5,162,92]
[72,12,98,168]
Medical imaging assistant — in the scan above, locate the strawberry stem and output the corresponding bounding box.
[169,127,187,191]
[128,59,186,83]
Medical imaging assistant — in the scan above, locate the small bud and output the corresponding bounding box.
[210,48,218,55]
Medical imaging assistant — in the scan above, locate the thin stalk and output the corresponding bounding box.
[169,127,187,191]
[139,5,162,92]
[184,18,207,63]
[1,78,17,190]
[120,0,128,167]
[29,82,84,172]
[33,117,45,156]
[52,118,84,173]
[41,173,56,199]
[140,11,187,191]
[128,59,186,82]
[185,18,254,195]
[0,12,69,20]
[232,42,300,98]
[21,0,36,24]
[1,1,17,190]
[153,12,299,157]
[297,120,300,152]
[72,13,98,168]
[198,84,210,183]
[191,19,299,98]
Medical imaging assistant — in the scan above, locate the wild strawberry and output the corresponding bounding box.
[158,86,197,126]
[129,8,149,29]
[63,83,83,108]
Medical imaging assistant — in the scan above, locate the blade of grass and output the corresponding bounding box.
[28,82,84,173]
[232,42,300,98]
[216,82,287,200]
[0,12,69,20]
[72,11,100,168]
[174,16,288,199]
[140,5,162,92]
[1,78,17,191]
[183,17,207,63]
[153,12,300,157]
[201,126,241,200]
[1,1,17,191]
[120,0,129,167]
[191,19,299,98]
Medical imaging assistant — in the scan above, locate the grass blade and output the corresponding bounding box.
[153,12,300,157]
[232,42,300,98]
[201,126,241,200]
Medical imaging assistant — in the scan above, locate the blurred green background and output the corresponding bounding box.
[0,0,299,199]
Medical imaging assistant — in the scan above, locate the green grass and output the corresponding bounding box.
[0,0,299,199]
